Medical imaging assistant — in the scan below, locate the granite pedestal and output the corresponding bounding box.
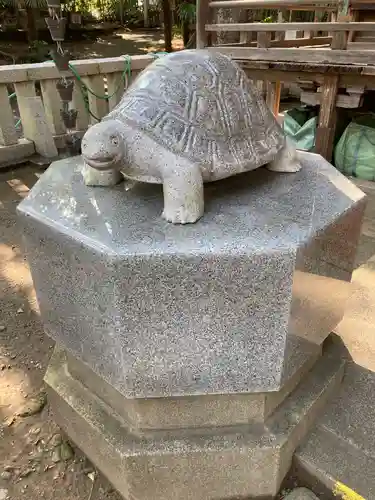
[18,152,365,499]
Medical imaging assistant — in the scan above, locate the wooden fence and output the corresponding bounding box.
[196,0,375,159]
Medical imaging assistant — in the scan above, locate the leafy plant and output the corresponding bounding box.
[177,2,195,25]
[2,0,47,6]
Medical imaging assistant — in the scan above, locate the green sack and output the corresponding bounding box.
[334,115,375,181]
[283,107,318,152]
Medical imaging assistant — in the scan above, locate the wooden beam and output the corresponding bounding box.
[315,74,339,161]
[241,67,325,84]
[205,22,375,32]
[197,0,211,48]
[331,0,350,49]
[266,81,281,116]
[248,36,332,47]
[348,42,375,49]
[208,47,375,65]
[209,0,337,9]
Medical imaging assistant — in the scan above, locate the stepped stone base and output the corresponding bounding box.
[295,362,375,500]
[45,346,344,500]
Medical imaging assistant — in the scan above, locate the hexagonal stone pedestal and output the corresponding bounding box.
[18,152,365,499]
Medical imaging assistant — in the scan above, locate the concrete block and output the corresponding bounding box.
[45,347,344,500]
[0,139,34,167]
[18,153,364,399]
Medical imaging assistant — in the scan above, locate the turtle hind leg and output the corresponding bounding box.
[267,136,301,173]
[162,162,204,224]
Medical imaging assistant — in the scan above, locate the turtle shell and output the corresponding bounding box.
[107,50,286,174]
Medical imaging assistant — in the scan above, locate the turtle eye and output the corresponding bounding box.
[110,135,119,146]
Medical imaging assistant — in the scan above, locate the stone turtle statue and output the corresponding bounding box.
[81,49,300,224]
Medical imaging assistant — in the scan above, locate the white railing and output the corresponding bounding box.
[0,54,156,167]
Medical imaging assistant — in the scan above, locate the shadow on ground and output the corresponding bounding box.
[0,28,183,64]
[0,164,121,500]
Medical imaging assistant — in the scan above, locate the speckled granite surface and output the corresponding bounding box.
[18,152,365,398]
[44,346,344,500]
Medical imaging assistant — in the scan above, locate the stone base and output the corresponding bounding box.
[295,361,375,500]
[45,346,344,500]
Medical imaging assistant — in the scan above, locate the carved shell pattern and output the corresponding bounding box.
[107,50,286,172]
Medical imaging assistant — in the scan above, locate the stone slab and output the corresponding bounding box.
[295,363,375,499]
[44,347,345,500]
[0,139,35,168]
[283,488,318,500]
[67,348,321,431]
[18,152,364,398]
[295,427,373,500]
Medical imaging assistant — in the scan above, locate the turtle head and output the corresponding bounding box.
[81,119,126,171]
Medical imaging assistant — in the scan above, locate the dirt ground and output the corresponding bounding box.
[0,165,122,500]
[0,27,183,64]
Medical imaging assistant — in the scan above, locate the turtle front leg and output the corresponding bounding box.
[162,163,204,224]
[82,162,123,187]
[267,136,301,173]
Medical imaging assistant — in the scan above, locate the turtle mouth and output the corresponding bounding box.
[82,154,121,171]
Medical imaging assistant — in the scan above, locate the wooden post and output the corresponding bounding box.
[331,0,350,49]
[106,72,125,111]
[72,83,90,132]
[197,0,210,48]
[329,9,337,37]
[239,8,250,45]
[40,79,66,136]
[315,74,339,161]
[258,32,281,116]
[275,9,286,41]
[266,81,282,116]
[82,75,109,125]
[0,84,18,146]
[348,9,358,43]
[20,96,58,158]
[257,31,271,48]
[14,81,37,135]
[128,70,141,86]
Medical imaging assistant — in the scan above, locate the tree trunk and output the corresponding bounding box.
[182,21,190,47]
[119,0,124,25]
[15,4,22,29]
[26,7,38,43]
[144,0,150,28]
[162,0,173,52]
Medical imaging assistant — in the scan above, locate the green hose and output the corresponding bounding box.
[9,51,167,128]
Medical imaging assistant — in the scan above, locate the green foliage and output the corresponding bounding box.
[20,39,49,62]
[177,2,195,25]
[0,0,158,26]
[1,0,47,6]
